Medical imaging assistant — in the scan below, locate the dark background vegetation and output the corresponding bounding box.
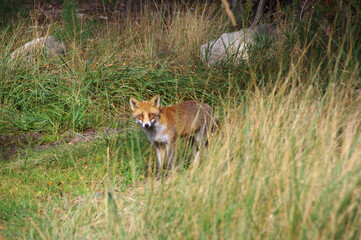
[2,0,359,27]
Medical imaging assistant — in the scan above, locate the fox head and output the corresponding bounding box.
[130,95,160,129]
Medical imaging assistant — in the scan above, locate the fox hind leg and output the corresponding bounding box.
[193,121,213,167]
[192,132,203,166]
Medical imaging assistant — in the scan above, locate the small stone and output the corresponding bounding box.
[10,35,66,67]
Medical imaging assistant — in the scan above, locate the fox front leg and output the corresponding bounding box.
[166,140,176,171]
[154,143,165,178]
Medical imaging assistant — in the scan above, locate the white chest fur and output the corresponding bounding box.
[141,121,169,144]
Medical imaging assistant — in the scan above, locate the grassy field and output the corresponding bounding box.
[1,2,361,239]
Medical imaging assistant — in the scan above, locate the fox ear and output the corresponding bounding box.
[150,95,160,108]
[130,97,140,110]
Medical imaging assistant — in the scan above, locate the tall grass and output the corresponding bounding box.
[1,2,360,239]
[18,81,361,239]
[0,3,228,135]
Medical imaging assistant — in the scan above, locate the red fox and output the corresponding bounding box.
[130,95,217,177]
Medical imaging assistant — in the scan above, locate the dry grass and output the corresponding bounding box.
[114,4,227,67]
[25,80,361,239]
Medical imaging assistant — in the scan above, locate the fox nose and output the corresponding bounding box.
[144,123,150,128]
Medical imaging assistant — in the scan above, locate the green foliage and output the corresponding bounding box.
[0,0,27,26]
[60,0,97,43]
[62,0,81,41]
[248,31,277,64]
[241,0,253,28]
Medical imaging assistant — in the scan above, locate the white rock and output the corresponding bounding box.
[10,35,66,67]
[200,24,276,64]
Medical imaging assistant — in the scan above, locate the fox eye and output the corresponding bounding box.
[137,114,143,119]
[149,113,155,118]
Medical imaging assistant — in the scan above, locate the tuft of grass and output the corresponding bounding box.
[62,0,81,42]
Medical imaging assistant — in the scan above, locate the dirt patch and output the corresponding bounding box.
[0,127,119,161]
